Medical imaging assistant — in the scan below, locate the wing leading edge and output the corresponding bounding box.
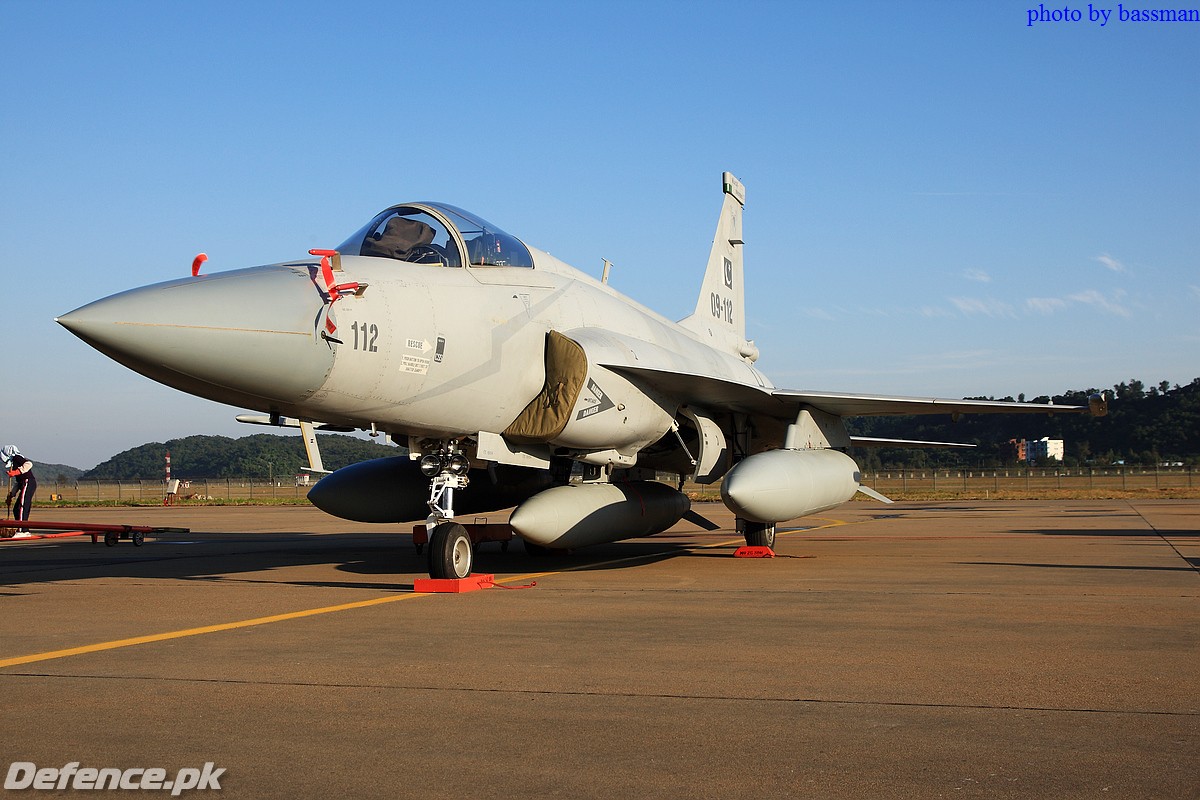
[772,389,1106,419]
[602,364,1106,421]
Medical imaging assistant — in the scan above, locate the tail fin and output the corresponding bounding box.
[678,172,758,361]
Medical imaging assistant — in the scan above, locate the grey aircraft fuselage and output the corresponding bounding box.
[57,173,1102,580]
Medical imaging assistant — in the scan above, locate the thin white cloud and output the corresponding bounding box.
[963,268,991,283]
[1026,297,1067,314]
[1190,285,1200,301]
[947,290,1133,319]
[803,307,834,321]
[1095,253,1127,273]
[949,296,1015,318]
[1067,288,1131,317]
[919,305,954,318]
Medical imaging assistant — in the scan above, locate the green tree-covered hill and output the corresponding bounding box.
[31,462,86,483]
[83,434,401,480]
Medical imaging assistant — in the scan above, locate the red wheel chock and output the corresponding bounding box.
[734,546,775,558]
[413,573,495,593]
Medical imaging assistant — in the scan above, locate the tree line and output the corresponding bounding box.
[81,434,399,481]
[847,377,1200,470]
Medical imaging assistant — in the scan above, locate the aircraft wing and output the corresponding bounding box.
[771,389,1103,418]
[849,436,976,448]
[603,365,1105,420]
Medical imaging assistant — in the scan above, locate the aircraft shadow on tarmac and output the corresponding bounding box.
[957,560,1200,573]
[1013,528,1200,538]
[0,534,705,591]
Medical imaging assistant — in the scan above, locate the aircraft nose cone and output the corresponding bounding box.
[57,265,335,407]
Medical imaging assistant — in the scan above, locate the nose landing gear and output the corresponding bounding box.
[421,443,474,579]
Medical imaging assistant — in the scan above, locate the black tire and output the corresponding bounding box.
[104,531,119,547]
[131,530,145,547]
[743,520,776,549]
[428,522,473,580]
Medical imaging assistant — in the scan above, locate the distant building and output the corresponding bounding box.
[1001,439,1027,462]
[1026,437,1064,462]
[1001,437,1064,463]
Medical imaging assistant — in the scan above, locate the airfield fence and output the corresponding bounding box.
[860,465,1196,495]
[6,466,1198,505]
[13,477,313,504]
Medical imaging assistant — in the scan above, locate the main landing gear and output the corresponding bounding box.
[741,519,776,550]
[420,442,474,580]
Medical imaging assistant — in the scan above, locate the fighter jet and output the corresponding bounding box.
[57,173,1106,580]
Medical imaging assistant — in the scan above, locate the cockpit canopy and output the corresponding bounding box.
[337,202,533,268]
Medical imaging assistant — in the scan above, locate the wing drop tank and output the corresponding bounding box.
[509,481,689,549]
[720,449,860,523]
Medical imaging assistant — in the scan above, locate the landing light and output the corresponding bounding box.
[419,454,443,477]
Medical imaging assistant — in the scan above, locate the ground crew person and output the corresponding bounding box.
[3,445,36,536]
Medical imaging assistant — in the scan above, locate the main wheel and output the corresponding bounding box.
[743,520,776,549]
[428,522,473,580]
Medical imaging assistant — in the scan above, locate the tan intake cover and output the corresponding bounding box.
[502,331,588,443]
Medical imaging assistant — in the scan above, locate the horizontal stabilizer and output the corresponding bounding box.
[849,436,977,449]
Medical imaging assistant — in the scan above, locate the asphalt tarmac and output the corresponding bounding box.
[1,500,1197,799]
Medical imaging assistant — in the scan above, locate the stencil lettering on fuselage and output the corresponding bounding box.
[401,355,431,375]
[402,336,434,373]
[575,378,616,421]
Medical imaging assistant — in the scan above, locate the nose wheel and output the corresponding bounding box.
[428,522,473,580]
[420,441,474,580]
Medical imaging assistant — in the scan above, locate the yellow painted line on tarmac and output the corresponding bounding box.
[1,516,863,669]
[782,517,854,535]
[0,592,430,670]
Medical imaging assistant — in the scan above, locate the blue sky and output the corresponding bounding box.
[2,1,1196,469]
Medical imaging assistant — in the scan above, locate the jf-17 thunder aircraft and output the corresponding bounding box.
[58,172,1106,580]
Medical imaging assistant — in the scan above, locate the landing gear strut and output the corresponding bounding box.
[742,519,776,550]
[420,442,473,579]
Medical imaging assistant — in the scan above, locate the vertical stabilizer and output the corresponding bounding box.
[678,172,757,361]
